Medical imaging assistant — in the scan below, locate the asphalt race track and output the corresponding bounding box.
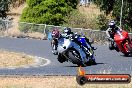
[0,37,132,75]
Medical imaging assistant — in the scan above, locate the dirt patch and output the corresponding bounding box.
[26,32,47,40]
[0,50,34,67]
[78,4,103,19]
[5,30,47,40]
[0,76,131,88]
[5,3,47,40]
[8,3,26,23]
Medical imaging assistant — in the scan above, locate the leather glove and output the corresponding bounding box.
[108,37,114,42]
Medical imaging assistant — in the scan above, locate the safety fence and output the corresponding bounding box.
[0,18,12,36]
[18,22,132,44]
[18,22,108,44]
[19,22,65,34]
[0,19,132,44]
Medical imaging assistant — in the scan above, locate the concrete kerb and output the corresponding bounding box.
[0,55,51,70]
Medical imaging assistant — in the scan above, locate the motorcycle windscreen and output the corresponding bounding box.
[114,30,129,42]
[57,38,64,53]
[58,38,72,53]
[114,32,125,42]
[122,30,129,38]
[58,38,64,45]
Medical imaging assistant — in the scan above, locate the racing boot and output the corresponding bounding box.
[91,46,97,50]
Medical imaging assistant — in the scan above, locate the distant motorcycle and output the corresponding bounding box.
[107,30,132,56]
[57,35,96,66]
[51,38,58,55]
[114,30,132,56]
[50,29,60,55]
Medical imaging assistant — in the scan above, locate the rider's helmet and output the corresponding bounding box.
[51,28,60,38]
[108,20,116,29]
[64,27,71,35]
[74,32,79,38]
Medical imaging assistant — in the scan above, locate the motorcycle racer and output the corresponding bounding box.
[62,27,95,53]
[51,28,60,53]
[106,20,122,51]
[62,27,96,65]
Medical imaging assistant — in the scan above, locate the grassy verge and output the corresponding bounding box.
[0,76,131,88]
[0,50,34,67]
[64,4,102,29]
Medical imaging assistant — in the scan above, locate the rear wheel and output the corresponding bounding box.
[86,57,96,66]
[115,46,120,52]
[124,53,129,56]
[89,59,96,65]
[109,42,114,50]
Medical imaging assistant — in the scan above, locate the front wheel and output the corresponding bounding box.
[57,53,66,63]
[123,44,132,56]
[67,49,86,67]
[126,44,132,53]
[51,40,58,55]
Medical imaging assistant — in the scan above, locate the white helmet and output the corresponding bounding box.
[64,27,71,34]
[109,20,116,28]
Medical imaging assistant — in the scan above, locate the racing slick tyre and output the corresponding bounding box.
[114,46,120,52]
[76,76,87,85]
[51,39,58,55]
[124,53,129,57]
[126,44,132,53]
[86,58,97,66]
[67,49,86,67]
[51,44,58,55]
[124,44,132,56]
[57,53,66,63]
[109,43,114,50]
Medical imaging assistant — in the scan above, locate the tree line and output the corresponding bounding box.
[0,0,26,18]
[20,0,78,26]
[0,0,132,32]
[93,0,132,32]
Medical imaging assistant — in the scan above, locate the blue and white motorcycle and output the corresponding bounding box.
[57,35,96,66]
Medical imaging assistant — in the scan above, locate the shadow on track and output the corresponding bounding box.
[120,54,132,57]
[94,62,105,65]
[65,63,105,67]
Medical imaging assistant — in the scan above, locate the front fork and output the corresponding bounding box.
[122,39,132,52]
[79,46,94,63]
[72,42,94,63]
[123,42,132,53]
[87,48,95,61]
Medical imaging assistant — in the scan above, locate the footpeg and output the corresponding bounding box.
[63,46,66,49]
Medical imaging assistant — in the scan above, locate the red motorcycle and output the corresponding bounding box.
[114,30,132,56]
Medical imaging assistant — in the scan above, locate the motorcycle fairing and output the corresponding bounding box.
[114,30,131,53]
[78,37,90,49]
[71,41,89,62]
[57,37,88,63]
[78,37,93,56]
